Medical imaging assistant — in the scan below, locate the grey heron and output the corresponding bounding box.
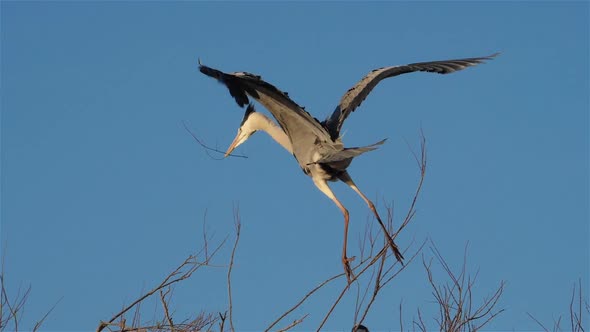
[199,53,497,283]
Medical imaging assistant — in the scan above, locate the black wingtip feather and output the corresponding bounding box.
[199,63,252,108]
[199,63,224,79]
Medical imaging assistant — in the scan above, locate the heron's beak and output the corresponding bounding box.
[225,129,246,158]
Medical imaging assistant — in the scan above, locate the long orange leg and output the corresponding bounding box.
[312,177,355,284]
[338,171,404,264]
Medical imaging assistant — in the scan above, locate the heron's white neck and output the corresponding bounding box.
[249,112,293,154]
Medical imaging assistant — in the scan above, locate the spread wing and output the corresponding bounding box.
[323,53,499,140]
[199,62,334,164]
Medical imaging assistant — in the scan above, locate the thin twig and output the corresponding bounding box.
[415,307,427,332]
[203,209,210,261]
[0,274,30,332]
[399,299,404,332]
[276,314,309,332]
[159,288,174,332]
[219,311,227,332]
[182,121,247,159]
[264,274,341,331]
[395,132,427,238]
[527,312,550,332]
[32,297,63,332]
[227,206,242,332]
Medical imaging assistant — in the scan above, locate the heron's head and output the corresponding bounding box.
[225,104,258,157]
[352,324,369,332]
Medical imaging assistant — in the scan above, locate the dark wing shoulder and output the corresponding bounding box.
[199,64,257,107]
[323,53,499,140]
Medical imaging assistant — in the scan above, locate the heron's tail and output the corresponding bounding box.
[314,139,386,164]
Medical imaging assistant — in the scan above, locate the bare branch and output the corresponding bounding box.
[96,221,227,332]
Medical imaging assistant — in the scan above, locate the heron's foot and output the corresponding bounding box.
[342,256,356,285]
[387,240,405,265]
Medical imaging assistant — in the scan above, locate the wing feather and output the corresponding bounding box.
[323,53,499,140]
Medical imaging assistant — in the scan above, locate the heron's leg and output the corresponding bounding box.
[338,171,404,264]
[312,177,355,284]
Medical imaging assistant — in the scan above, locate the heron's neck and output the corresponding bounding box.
[253,113,293,154]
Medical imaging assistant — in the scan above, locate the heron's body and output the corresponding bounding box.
[234,107,381,181]
[199,53,497,283]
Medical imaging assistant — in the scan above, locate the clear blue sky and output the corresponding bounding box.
[2,2,588,331]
